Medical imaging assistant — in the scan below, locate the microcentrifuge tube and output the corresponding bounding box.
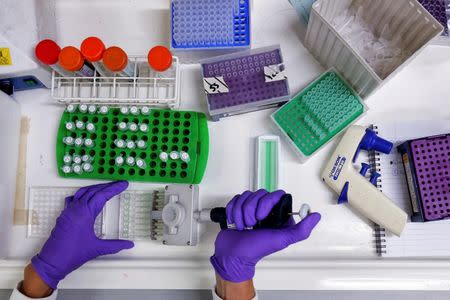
[62,165,72,174]
[72,154,82,165]
[130,106,139,115]
[136,159,146,169]
[99,106,109,114]
[141,106,150,115]
[82,163,94,173]
[120,106,130,115]
[128,122,138,132]
[180,151,190,163]
[139,123,149,133]
[136,140,147,149]
[66,104,77,113]
[117,122,127,131]
[126,156,135,166]
[159,152,169,162]
[65,122,75,131]
[75,121,85,130]
[63,136,74,146]
[82,154,93,163]
[170,151,180,160]
[86,123,96,132]
[126,140,136,149]
[74,138,84,147]
[73,164,83,175]
[84,138,95,148]
[114,139,126,148]
[88,105,97,114]
[115,156,124,166]
[79,104,88,113]
[63,154,72,165]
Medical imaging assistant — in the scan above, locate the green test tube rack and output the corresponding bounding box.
[56,107,209,184]
[272,71,364,162]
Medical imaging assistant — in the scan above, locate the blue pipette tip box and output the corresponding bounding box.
[171,0,251,50]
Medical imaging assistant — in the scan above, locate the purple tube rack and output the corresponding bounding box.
[411,134,450,221]
[418,0,449,36]
[202,47,290,121]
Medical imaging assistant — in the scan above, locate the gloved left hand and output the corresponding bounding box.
[31,181,134,289]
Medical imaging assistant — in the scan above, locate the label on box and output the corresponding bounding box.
[0,48,12,66]
[203,77,229,94]
[264,65,287,82]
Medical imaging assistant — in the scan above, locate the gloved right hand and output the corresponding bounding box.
[210,190,321,283]
[31,181,134,289]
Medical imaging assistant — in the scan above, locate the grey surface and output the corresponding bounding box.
[1,290,450,300]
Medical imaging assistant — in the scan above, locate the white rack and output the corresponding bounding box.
[51,56,181,108]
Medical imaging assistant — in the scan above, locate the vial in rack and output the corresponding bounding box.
[79,104,88,114]
[62,165,72,174]
[128,123,138,132]
[75,121,85,130]
[136,159,146,169]
[137,140,147,149]
[99,106,109,114]
[139,123,149,133]
[114,139,126,149]
[63,154,72,165]
[63,137,75,146]
[115,156,125,166]
[66,104,77,113]
[126,156,135,166]
[82,154,93,163]
[180,151,190,163]
[88,105,97,114]
[120,107,130,115]
[170,151,180,160]
[86,123,96,132]
[159,152,169,162]
[74,138,84,147]
[130,106,139,115]
[84,138,95,148]
[65,122,75,131]
[141,106,150,115]
[126,140,136,149]
[73,164,83,175]
[72,154,82,165]
[117,122,128,131]
[82,163,94,173]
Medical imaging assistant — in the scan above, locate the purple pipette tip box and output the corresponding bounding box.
[201,46,290,121]
[398,134,450,222]
[418,0,449,36]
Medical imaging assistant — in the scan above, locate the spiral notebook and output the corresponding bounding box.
[370,120,450,257]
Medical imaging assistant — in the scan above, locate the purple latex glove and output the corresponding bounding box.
[211,189,321,283]
[31,181,134,289]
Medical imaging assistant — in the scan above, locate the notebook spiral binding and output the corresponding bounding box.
[369,124,387,255]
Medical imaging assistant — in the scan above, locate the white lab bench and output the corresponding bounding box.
[1,0,450,291]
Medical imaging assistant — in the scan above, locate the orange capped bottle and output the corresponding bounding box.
[59,46,95,77]
[103,46,136,77]
[80,37,113,77]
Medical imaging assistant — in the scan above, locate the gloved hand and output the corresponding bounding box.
[31,181,134,289]
[210,190,321,283]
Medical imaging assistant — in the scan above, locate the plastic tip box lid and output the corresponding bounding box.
[35,39,61,65]
[148,46,173,72]
[59,46,85,72]
[81,37,106,62]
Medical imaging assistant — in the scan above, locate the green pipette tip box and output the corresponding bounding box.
[56,108,209,184]
[272,70,364,162]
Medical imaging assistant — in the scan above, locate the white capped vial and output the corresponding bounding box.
[72,154,82,165]
[88,105,97,114]
[63,154,72,165]
[117,122,127,131]
[82,163,94,173]
[159,152,169,162]
[139,123,149,133]
[126,140,136,149]
[170,151,180,160]
[84,138,95,148]
[128,122,138,132]
[66,104,77,113]
[140,106,150,115]
[180,151,190,163]
[79,104,88,113]
[74,138,84,147]
[99,106,109,114]
[130,106,139,115]
[136,159,146,169]
[82,154,93,162]
[86,123,96,132]
[65,122,75,131]
[126,156,135,166]
[120,106,130,115]
[75,121,85,130]
[136,140,147,149]
[115,156,124,166]
[63,136,74,145]
[114,139,126,148]
[73,164,83,175]
[62,165,72,174]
